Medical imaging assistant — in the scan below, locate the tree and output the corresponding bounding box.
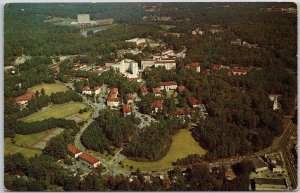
[42,135,67,159]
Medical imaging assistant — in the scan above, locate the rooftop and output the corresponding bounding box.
[123,104,131,113]
[15,92,36,103]
[152,88,161,94]
[67,144,81,155]
[188,97,200,105]
[159,81,177,86]
[177,85,185,92]
[79,153,100,165]
[151,100,163,109]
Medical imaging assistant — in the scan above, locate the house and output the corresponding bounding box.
[269,94,280,110]
[177,85,185,95]
[171,109,196,119]
[202,69,211,75]
[126,93,134,104]
[225,168,236,181]
[253,157,269,173]
[151,100,163,113]
[188,97,200,108]
[230,38,242,46]
[14,92,36,106]
[141,59,156,70]
[230,67,248,76]
[67,144,82,158]
[159,81,177,91]
[162,49,175,57]
[94,86,102,95]
[186,62,201,72]
[82,86,93,95]
[272,165,283,173]
[122,104,132,116]
[125,38,147,45]
[140,86,148,96]
[79,153,101,168]
[107,87,121,107]
[111,59,139,79]
[75,76,89,82]
[154,58,176,70]
[212,64,230,70]
[251,178,288,191]
[152,88,162,97]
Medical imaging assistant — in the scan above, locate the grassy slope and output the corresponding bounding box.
[27,83,69,95]
[5,128,65,158]
[123,129,206,171]
[20,102,87,122]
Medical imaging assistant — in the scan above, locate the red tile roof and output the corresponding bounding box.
[123,104,131,113]
[140,86,148,94]
[188,97,200,106]
[152,88,161,94]
[177,85,185,92]
[107,95,121,102]
[15,92,36,103]
[79,153,100,165]
[151,100,163,109]
[83,86,91,91]
[212,64,222,70]
[110,87,118,95]
[159,81,177,87]
[231,67,248,73]
[187,62,200,68]
[67,144,81,155]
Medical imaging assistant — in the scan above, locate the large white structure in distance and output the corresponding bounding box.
[77,14,91,23]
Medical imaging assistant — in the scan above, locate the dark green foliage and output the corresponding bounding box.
[14,118,77,135]
[42,135,67,159]
[81,109,140,152]
[173,154,204,166]
[123,118,187,161]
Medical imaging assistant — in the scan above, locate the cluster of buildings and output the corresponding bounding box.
[82,85,102,96]
[250,153,289,191]
[107,87,121,108]
[67,144,101,168]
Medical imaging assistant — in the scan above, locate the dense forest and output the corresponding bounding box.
[81,109,140,154]
[123,118,187,161]
[4,2,297,191]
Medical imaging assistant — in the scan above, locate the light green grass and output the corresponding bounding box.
[5,138,41,158]
[4,128,65,158]
[166,90,178,98]
[20,102,87,122]
[123,129,206,171]
[28,83,69,95]
[76,110,93,121]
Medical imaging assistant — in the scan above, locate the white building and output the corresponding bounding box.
[77,14,91,24]
[141,59,155,70]
[125,38,147,45]
[111,59,139,78]
[159,81,178,91]
[154,58,176,70]
[269,94,280,110]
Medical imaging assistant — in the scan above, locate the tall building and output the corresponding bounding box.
[77,14,91,23]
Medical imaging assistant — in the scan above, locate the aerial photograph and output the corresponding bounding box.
[3,2,297,191]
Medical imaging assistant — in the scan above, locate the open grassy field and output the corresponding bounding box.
[28,83,69,95]
[5,128,64,158]
[20,102,87,122]
[76,110,93,121]
[123,129,206,171]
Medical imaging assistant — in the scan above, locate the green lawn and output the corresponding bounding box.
[20,102,87,122]
[123,129,206,171]
[5,128,65,158]
[76,110,93,121]
[166,90,178,98]
[28,83,69,95]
